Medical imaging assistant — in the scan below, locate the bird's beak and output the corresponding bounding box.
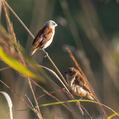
[55,23,58,27]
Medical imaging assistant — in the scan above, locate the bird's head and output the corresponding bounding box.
[45,20,57,28]
[65,67,77,80]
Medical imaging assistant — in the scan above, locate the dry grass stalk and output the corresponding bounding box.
[1,1,104,118]
[31,79,80,118]
[0,66,10,71]
[0,0,3,21]
[37,64,86,117]
[4,0,34,39]
[65,47,107,118]
[0,28,21,61]
[39,64,89,117]
[0,80,32,110]
[76,50,97,86]
[79,0,118,89]
[1,2,68,118]
[28,77,43,119]
[0,34,43,118]
[4,0,67,88]
[38,64,69,93]
[2,2,78,117]
[27,77,43,119]
[2,1,16,42]
[2,1,25,65]
[2,1,44,118]
[0,79,45,119]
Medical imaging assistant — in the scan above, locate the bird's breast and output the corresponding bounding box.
[71,84,88,97]
[43,30,55,49]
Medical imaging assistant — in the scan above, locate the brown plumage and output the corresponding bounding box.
[65,67,107,118]
[32,26,52,49]
[65,67,94,100]
[31,20,57,55]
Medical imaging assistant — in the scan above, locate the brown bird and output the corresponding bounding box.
[65,67,108,118]
[31,20,57,55]
[65,67,94,100]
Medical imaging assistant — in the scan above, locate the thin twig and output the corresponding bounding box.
[2,1,16,42]
[3,0,25,65]
[27,77,43,119]
[32,80,70,111]
[0,80,32,110]
[37,64,84,115]
[4,0,34,39]
[31,79,82,119]
[38,64,69,94]
[0,0,3,20]
[0,80,44,119]
[0,66,10,71]
[3,1,84,115]
[4,0,67,87]
[65,47,85,76]
[25,94,34,108]
[43,49,68,86]
[3,1,43,118]
[65,47,107,118]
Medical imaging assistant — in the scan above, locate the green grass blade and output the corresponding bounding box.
[107,113,119,119]
[0,47,36,78]
[39,99,119,118]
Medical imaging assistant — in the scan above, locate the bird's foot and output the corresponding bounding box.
[42,49,48,58]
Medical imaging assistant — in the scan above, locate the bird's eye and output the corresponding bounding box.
[69,70,75,76]
[52,22,55,25]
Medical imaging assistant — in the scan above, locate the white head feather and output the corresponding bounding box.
[45,20,57,28]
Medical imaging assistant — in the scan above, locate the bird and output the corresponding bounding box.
[31,20,57,55]
[65,67,94,100]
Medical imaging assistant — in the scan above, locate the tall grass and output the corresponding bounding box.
[0,0,119,119]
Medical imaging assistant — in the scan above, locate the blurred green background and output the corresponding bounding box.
[1,0,119,119]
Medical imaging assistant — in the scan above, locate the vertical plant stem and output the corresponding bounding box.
[2,1,16,42]
[3,0,85,115]
[43,50,67,86]
[4,0,34,39]
[66,47,107,118]
[0,80,40,116]
[38,64,69,93]
[47,55,67,85]
[28,77,43,119]
[3,0,25,65]
[3,1,43,118]
[4,0,67,87]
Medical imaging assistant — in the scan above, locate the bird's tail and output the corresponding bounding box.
[31,48,38,56]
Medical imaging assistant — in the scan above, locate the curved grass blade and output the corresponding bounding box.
[39,99,119,118]
[0,91,13,119]
[0,47,36,78]
[107,113,119,119]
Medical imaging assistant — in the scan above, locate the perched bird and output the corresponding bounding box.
[31,20,57,55]
[65,67,107,118]
[65,67,94,100]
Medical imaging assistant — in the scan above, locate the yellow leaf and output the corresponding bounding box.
[0,47,36,78]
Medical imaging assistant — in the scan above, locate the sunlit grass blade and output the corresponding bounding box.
[107,113,119,119]
[39,99,119,118]
[0,47,36,78]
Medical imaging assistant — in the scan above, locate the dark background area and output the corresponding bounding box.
[1,0,119,119]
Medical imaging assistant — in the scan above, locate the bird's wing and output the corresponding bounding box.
[32,26,53,49]
[39,27,53,49]
[32,26,45,48]
[76,74,91,92]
